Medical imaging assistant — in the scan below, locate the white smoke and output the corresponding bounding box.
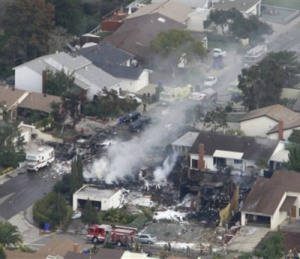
[153,154,178,182]
[89,101,189,184]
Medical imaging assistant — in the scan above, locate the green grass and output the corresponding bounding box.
[263,0,300,10]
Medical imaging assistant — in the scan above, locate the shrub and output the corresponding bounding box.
[127,215,148,229]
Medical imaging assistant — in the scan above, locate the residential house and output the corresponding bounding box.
[239,104,300,140]
[171,131,199,156]
[6,239,82,259]
[241,170,300,229]
[13,52,121,100]
[74,43,149,93]
[188,131,288,175]
[0,85,61,120]
[150,0,209,9]
[127,0,193,24]
[213,0,262,16]
[73,185,122,211]
[186,8,211,33]
[103,13,186,63]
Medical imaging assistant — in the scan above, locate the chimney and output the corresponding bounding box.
[73,243,79,253]
[198,144,205,170]
[42,70,47,94]
[278,121,284,140]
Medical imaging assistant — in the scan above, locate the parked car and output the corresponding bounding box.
[128,116,151,132]
[122,111,141,123]
[213,48,227,58]
[204,76,218,87]
[135,234,157,244]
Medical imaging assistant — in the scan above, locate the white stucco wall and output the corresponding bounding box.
[101,190,122,210]
[268,127,300,141]
[186,9,210,32]
[15,66,43,93]
[119,70,149,93]
[242,191,300,230]
[73,187,122,211]
[240,117,277,137]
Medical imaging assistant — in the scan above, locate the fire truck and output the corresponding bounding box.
[87,224,138,246]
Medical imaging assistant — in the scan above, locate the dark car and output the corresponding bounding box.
[128,116,151,132]
[123,111,141,123]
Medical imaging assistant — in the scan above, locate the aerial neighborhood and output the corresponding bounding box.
[1,0,300,258]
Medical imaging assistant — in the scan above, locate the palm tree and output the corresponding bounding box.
[0,222,22,248]
[0,244,6,259]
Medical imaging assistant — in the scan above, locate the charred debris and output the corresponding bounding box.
[46,126,254,227]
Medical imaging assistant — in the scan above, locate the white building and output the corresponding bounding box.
[13,52,122,100]
[73,185,122,211]
[242,170,300,229]
[239,104,300,140]
[188,131,287,175]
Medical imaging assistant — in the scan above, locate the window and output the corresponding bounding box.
[192,159,198,169]
[234,160,242,164]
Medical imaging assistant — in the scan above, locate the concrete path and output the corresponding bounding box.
[227,226,269,252]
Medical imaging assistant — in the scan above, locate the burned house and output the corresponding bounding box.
[242,170,300,229]
[188,131,287,176]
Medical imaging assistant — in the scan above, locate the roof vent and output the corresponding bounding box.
[38,148,44,152]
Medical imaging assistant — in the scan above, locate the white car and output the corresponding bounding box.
[213,48,227,58]
[204,76,218,87]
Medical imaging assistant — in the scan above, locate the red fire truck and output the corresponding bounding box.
[87,224,138,246]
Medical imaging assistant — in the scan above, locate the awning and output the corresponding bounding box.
[280,196,297,212]
[213,150,243,160]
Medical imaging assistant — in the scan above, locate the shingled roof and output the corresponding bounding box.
[104,13,186,60]
[18,92,61,114]
[189,131,279,161]
[0,86,26,110]
[127,0,193,23]
[242,170,300,215]
[239,104,299,122]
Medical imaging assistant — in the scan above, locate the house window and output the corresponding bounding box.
[234,160,242,164]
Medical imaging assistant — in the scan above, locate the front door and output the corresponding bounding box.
[291,206,296,218]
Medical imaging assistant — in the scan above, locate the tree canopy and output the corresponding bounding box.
[204,107,228,132]
[206,8,273,44]
[254,231,285,259]
[2,0,55,62]
[0,222,22,248]
[237,51,300,111]
[45,69,75,96]
[46,0,83,35]
[286,145,300,171]
[81,199,99,225]
[0,121,25,169]
[150,29,207,69]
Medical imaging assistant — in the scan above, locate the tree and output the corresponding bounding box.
[286,145,300,171]
[69,155,84,203]
[288,129,300,144]
[81,199,99,225]
[2,0,55,62]
[204,107,228,132]
[0,122,26,168]
[206,8,272,44]
[254,231,285,259]
[51,192,68,227]
[150,29,207,71]
[45,69,75,96]
[0,245,6,259]
[0,222,22,248]
[46,0,83,35]
[237,51,299,110]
